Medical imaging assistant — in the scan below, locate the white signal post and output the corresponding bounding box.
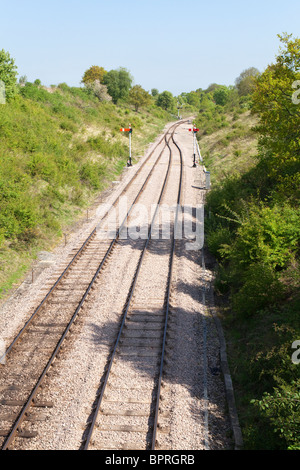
[189,125,199,167]
[128,124,132,167]
[120,124,133,167]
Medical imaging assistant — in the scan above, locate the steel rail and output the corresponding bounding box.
[1,121,184,450]
[82,124,183,450]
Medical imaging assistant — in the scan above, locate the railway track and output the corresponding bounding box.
[0,120,186,450]
[82,125,183,450]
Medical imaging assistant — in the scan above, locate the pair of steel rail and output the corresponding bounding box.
[0,120,185,450]
[82,123,184,450]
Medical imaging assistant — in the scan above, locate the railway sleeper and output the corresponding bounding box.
[98,424,150,433]
[0,429,38,439]
[0,411,47,422]
[0,399,54,407]
[103,397,152,405]
[92,440,147,450]
[124,323,162,330]
[127,316,164,323]
[119,339,162,347]
[100,409,151,417]
[117,350,161,357]
[121,331,163,339]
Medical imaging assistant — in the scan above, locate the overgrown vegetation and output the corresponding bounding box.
[0,60,175,298]
[200,34,300,449]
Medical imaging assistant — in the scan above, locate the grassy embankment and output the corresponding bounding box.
[196,87,300,449]
[0,82,173,299]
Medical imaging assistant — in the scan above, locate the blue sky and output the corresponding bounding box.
[1,0,299,95]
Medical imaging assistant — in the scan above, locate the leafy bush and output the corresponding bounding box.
[213,86,230,105]
[20,82,50,102]
[80,161,106,189]
[232,262,284,317]
[227,203,300,271]
[252,380,300,450]
[206,225,232,258]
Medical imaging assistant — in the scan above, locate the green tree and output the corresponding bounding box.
[102,67,133,104]
[81,66,107,86]
[186,91,200,107]
[213,86,230,105]
[156,90,174,111]
[235,67,260,96]
[251,33,300,194]
[205,83,222,94]
[129,85,152,111]
[0,49,18,101]
[199,93,215,112]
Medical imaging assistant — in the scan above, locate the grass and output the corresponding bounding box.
[199,110,258,184]
[0,83,173,300]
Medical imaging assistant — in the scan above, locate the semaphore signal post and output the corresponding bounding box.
[120,124,133,167]
[189,125,199,167]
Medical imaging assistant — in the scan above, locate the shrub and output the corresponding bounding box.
[213,86,230,105]
[20,82,49,102]
[60,120,78,133]
[252,380,300,450]
[206,225,232,258]
[229,203,300,271]
[80,161,106,189]
[27,153,58,182]
[232,262,284,317]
